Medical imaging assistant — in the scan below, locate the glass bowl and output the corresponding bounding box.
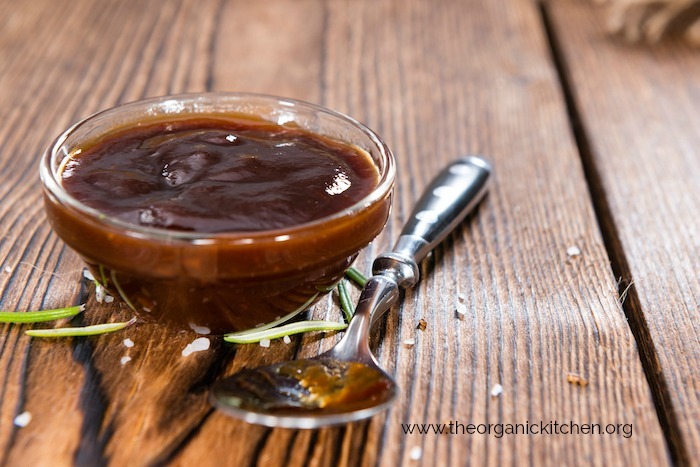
[40,93,394,333]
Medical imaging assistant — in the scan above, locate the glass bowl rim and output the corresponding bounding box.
[39,92,395,245]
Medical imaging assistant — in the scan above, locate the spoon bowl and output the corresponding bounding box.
[211,357,397,429]
[211,157,492,428]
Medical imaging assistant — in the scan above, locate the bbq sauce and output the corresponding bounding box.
[214,358,395,414]
[60,117,379,233]
[44,112,392,333]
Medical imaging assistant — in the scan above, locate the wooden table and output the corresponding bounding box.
[1,0,698,465]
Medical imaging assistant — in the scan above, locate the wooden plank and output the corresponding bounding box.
[0,0,672,465]
[172,0,669,465]
[546,1,700,463]
[0,0,240,465]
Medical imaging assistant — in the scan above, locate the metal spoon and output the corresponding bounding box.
[211,156,492,428]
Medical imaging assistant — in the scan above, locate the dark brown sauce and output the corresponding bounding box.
[214,358,395,414]
[44,113,392,332]
[60,117,379,233]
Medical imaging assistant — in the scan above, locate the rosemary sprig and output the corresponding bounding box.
[228,293,320,337]
[345,267,368,287]
[337,279,354,322]
[110,270,135,311]
[25,318,136,338]
[0,305,85,324]
[224,268,369,344]
[98,264,108,287]
[223,320,347,344]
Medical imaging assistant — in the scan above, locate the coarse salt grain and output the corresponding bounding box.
[104,295,114,303]
[188,322,211,335]
[409,446,422,460]
[13,411,32,427]
[95,284,106,303]
[567,246,581,258]
[123,338,134,348]
[283,335,291,344]
[456,303,467,320]
[182,337,211,357]
[120,356,132,365]
[491,383,503,397]
[82,269,95,281]
[226,134,237,143]
[4,266,12,273]
[403,338,416,348]
[259,339,271,348]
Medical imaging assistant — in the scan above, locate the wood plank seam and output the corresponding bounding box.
[538,3,688,465]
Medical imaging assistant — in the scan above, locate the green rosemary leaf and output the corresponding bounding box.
[0,305,85,324]
[98,264,108,287]
[110,270,135,311]
[25,318,136,337]
[224,293,320,338]
[345,267,368,287]
[223,320,347,344]
[337,280,354,322]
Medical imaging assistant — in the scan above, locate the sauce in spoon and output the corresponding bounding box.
[213,358,395,414]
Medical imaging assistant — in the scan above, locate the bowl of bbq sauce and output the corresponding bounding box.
[40,93,394,333]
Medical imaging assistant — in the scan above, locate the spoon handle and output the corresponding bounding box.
[373,156,492,288]
[331,157,491,361]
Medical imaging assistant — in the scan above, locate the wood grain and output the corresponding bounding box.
[0,0,680,465]
[177,0,668,465]
[1,1,230,465]
[546,1,700,463]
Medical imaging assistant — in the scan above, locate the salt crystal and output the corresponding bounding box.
[123,338,134,348]
[182,337,211,357]
[259,339,271,348]
[567,246,581,258]
[491,383,503,397]
[409,446,422,460]
[13,411,32,427]
[283,335,291,344]
[95,284,105,303]
[403,338,416,348]
[456,303,467,320]
[120,356,132,365]
[188,322,211,335]
[82,269,95,281]
[4,266,12,273]
[226,134,237,143]
[104,295,114,303]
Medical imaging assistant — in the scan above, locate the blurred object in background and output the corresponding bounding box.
[593,0,700,45]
